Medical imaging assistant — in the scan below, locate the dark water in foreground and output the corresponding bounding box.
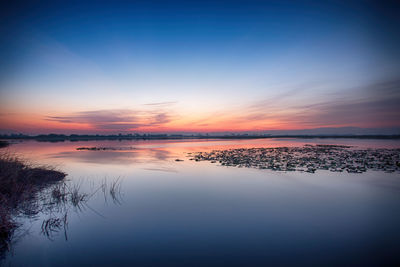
[2,138,400,266]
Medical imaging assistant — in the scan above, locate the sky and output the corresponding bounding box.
[0,0,399,134]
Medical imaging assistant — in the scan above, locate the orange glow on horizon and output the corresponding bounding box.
[1,109,394,135]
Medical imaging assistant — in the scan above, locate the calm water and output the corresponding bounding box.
[3,138,400,266]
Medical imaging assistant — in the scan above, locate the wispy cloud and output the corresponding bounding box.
[238,78,400,128]
[47,110,137,124]
[143,101,177,106]
[46,109,173,131]
[13,79,400,133]
[248,81,323,111]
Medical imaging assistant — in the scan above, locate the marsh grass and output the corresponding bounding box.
[0,152,66,258]
[109,177,123,205]
[39,178,123,240]
[0,152,124,260]
[41,213,68,241]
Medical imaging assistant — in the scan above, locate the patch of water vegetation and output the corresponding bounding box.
[190,145,400,173]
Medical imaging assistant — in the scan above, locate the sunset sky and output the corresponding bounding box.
[1,0,399,134]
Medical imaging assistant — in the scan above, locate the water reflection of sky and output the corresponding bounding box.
[3,138,400,266]
[9,138,400,163]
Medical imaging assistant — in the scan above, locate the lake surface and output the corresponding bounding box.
[2,138,400,266]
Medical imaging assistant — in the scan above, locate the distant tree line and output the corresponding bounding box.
[0,133,399,142]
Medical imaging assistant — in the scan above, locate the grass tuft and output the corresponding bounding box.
[0,153,66,256]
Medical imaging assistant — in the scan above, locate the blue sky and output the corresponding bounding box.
[0,0,399,133]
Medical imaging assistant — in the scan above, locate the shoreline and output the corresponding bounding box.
[1,134,400,142]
